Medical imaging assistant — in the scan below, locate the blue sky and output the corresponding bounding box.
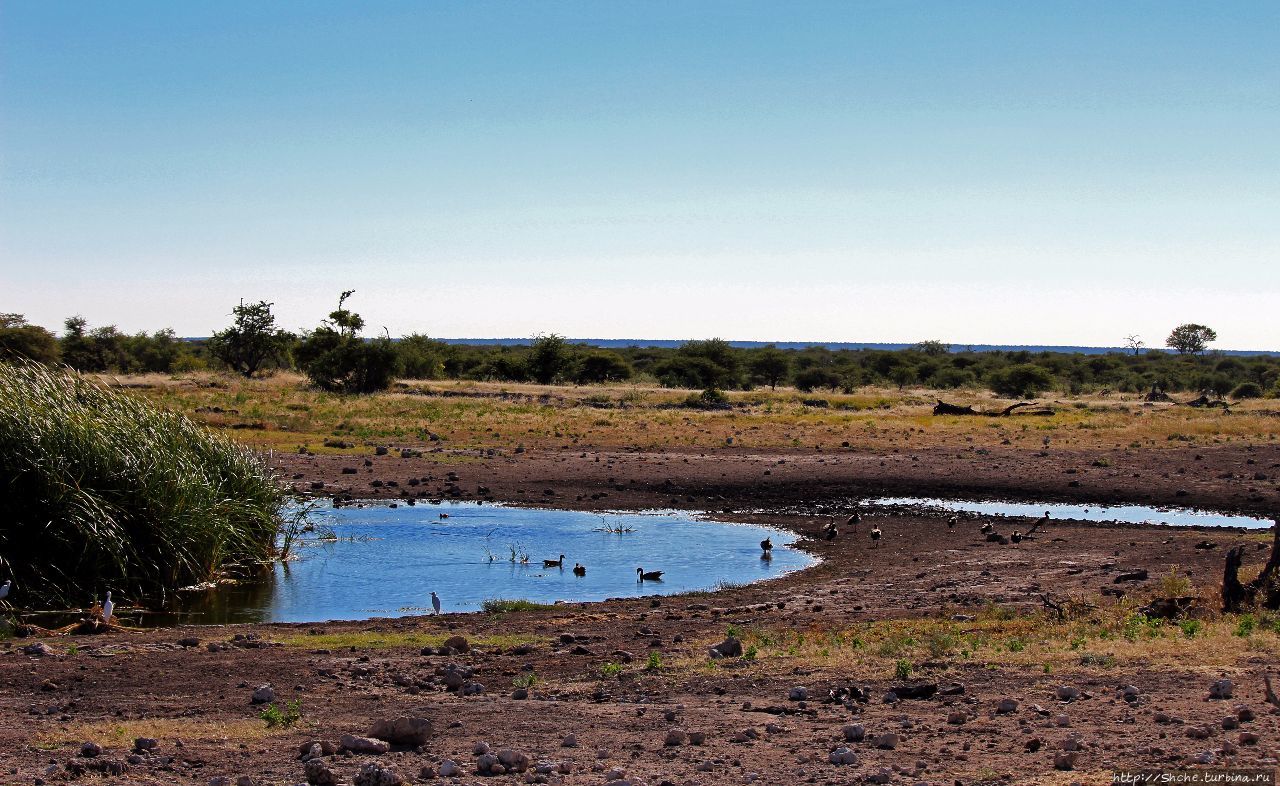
[2,2,1277,347]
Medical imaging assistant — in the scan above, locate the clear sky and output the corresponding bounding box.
[2,2,1277,348]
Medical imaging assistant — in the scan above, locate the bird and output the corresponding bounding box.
[846,512,861,528]
[431,591,441,615]
[822,519,839,542]
[102,591,114,625]
[947,516,957,532]
[1025,511,1051,538]
[980,521,994,534]
[543,554,565,568]
[637,567,664,581]
[572,563,586,577]
[760,537,773,553]
[0,580,9,601]
[870,527,882,548]
[438,513,449,519]
[1011,531,1024,543]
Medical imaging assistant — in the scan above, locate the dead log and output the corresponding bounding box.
[1265,674,1280,710]
[1222,520,1280,612]
[933,400,1055,417]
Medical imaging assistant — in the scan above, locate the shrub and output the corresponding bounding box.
[1231,381,1264,400]
[207,301,295,378]
[894,658,913,680]
[0,314,59,365]
[987,364,1054,398]
[294,292,401,394]
[573,350,632,384]
[600,662,624,678]
[0,361,289,605]
[645,652,663,671]
[481,598,553,614]
[260,700,302,728]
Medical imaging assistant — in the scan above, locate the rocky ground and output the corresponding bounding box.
[5,443,1280,786]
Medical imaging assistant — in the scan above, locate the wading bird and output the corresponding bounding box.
[760,537,773,553]
[543,554,565,568]
[870,527,882,548]
[637,567,664,581]
[431,591,441,615]
[573,563,586,577]
[1011,531,1023,544]
[846,512,861,528]
[1025,511,1051,537]
[947,516,957,533]
[980,521,994,534]
[102,591,114,625]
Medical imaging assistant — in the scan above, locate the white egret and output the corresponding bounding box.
[430,591,441,615]
[102,591,113,625]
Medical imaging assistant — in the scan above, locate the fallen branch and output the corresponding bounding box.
[933,400,1055,417]
[1222,519,1280,612]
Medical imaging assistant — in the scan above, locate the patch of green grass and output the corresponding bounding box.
[481,598,556,615]
[645,651,663,671]
[894,658,913,680]
[512,672,539,689]
[599,662,624,678]
[259,700,302,729]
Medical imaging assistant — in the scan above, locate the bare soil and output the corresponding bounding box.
[5,443,1280,785]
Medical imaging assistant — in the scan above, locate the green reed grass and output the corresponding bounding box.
[0,361,290,605]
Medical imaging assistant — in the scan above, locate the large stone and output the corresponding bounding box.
[709,637,743,659]
[443,635,469,653]
[251,685,276,704]
[1209,679,1233,700]
[369,717,433,747]
[353,762,404,786]
[305,759,337,786]
[340,734,390,755]
[828,747,858,765]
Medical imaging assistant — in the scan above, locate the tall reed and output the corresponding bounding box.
[0,361,289,605]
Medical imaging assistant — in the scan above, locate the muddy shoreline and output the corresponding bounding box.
[5,443,1279,785]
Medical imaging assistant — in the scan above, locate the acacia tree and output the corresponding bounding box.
[207,300,294,377]
[1166,324,1217,355]
[1123,335,1145,356]
[527,333,574,384]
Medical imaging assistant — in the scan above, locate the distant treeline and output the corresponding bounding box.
[2,309,1276,400]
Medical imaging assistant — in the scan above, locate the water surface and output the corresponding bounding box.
[148,502,812,625]
[868,497,1271,529]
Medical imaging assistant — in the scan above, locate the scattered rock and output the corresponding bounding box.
[1054,751,1079,771]
[1209,679,1233,700]
[708,637,743,659]
[663,729,686,747]
[133,738,158,753]
[443,635,470,653]
[438,760,460,777]
[368,716,433,747]
[340,734,390,755]
[250,684,276,704]
[872,733,899,750]
[1055,685,1080,701]
[828,747,859,765]
[842,724,865,742]
[561,734,578,748]
[305,759,338,786]
[80,741,102,758]
[996,698,1019,714]
[947,711,968,725]
[788,686,808,701]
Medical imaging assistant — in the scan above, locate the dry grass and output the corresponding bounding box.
[675,605,1280,682]
[33,718,287,749]
[96,372,1280,455]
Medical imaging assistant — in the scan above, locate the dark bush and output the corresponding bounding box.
[987,364,1055,398]
[1230,381,1264,399]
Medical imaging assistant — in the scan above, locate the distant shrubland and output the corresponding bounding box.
[3,304,1278,399]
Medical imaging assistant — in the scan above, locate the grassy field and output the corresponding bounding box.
[101,372,1280,456]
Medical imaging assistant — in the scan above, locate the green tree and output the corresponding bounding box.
[208,300,295,378]
[59,317,127,372]
[747,346,791,389]
[0,314,60,364]
[911,340,950,356]
[1166,324,1217,355]
[987,364,1054,398]
[527,333,574,384]
[573,350,632,384]
[397,333,446,379]
[294,291,400,393]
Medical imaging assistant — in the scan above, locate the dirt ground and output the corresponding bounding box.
[5,443,1280,785]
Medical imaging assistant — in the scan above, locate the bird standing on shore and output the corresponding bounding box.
[870,527,882,548]
[431,591,441,615]
[947,516,957,533]
[846,512,861,528]
[980,521,994,535]
[102,591,113,625]
[1025,511,1051,538]
[822,519,839,542]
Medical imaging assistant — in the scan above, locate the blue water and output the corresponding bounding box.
[164,502,813,624]
[869,497,1272,529]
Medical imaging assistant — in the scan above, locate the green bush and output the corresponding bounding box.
[1231,381,1264,400]
[987,364,1055,398]
[0,361,289,605]
[294,292,400,394]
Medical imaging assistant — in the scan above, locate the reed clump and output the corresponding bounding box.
[0,361,289,605]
